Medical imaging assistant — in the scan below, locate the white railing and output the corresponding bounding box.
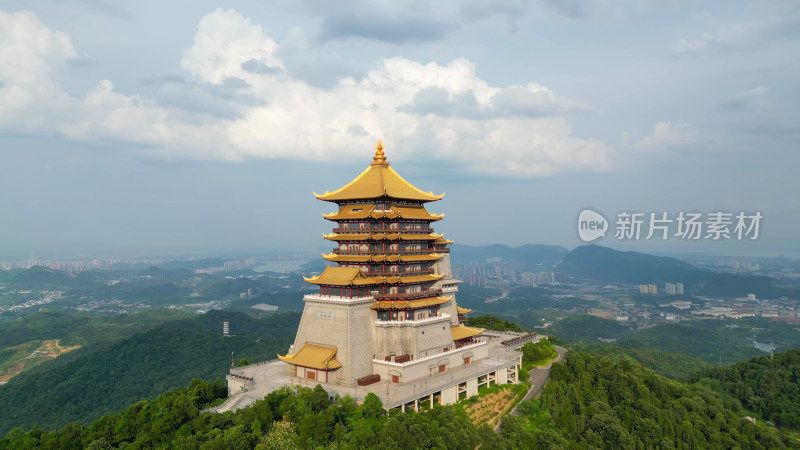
[303,294,374,303]
[230,358,280,373]
[374,341,487,367]
[375,313,451,326]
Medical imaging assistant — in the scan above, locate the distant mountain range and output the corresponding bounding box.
[556,245,799,299]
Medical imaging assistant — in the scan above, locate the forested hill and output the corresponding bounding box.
[691,348,800,430]
[556,244,706,284]
[556,245,800,298]
[503,352,795,448]
[0,311,300,436]
[2,352,794,448]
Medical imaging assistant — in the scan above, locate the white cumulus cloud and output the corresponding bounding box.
[0,8,611,177]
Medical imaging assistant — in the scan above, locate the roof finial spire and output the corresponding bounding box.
[372,139,388,165]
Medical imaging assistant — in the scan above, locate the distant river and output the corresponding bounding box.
[253,260,310,273]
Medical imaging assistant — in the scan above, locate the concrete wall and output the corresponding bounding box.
[432,253,463,325]
[291,295,376,385]
[375,315,453,359]
[226,376,247,396]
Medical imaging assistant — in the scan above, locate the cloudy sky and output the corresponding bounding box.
[0,0,798,258]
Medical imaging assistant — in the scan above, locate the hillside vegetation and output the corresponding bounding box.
[0,310,299,435]
[691,349,800,430]
[2,352,795,448]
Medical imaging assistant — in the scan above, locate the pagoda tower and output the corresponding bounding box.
[279,141,482,386]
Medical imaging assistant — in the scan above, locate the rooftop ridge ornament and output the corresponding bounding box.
[371,140,388,165]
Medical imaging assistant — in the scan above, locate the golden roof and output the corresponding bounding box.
[451,324,483,341]
[399,274,444,284]
[457,306,472,315]
[370,296,451,310]
[323,232,443,241]
[322,253,444,263]
[323,233,370,241]
[399,233,442,241]
[435,237,454,245]
[322,204,443,221]
[314,142,444,203]
[304,266,442,286]
[321,253,371,263]
[278,343,342,370]
[304,267,377,286]
[400,254,444,262]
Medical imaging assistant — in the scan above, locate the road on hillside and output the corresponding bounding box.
[506,345,567,420]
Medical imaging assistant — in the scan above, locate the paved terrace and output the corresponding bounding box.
[221,333,522,412]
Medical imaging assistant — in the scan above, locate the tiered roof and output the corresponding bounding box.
[309,141,468,319]
[314,141,444,203]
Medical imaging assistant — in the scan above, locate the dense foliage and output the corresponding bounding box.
[501,351,794,449]
[548,314,629,343]
[466,314,524,332]
[691,349,800,429]
[4,351,794,449]
[0,310,297,435]
[583,344,709,380]
[521,339,557,366]
[0,382,487,449]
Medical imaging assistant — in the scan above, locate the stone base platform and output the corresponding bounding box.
[221,334,523,412]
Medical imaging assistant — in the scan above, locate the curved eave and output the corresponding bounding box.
[457,306,472,315]
[314,164,444,203]
[398,273,444,284]
[323,233,370,241]
[278,344,343,370]
[451,324,484,341]
[400,253,444,262]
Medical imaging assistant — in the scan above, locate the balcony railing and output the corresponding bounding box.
[332,227,433,234]
[373,340,487,367]
[375,313,450,326]
[375,288,442,300]
[332,249,433,255]
[367,268,435,276]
